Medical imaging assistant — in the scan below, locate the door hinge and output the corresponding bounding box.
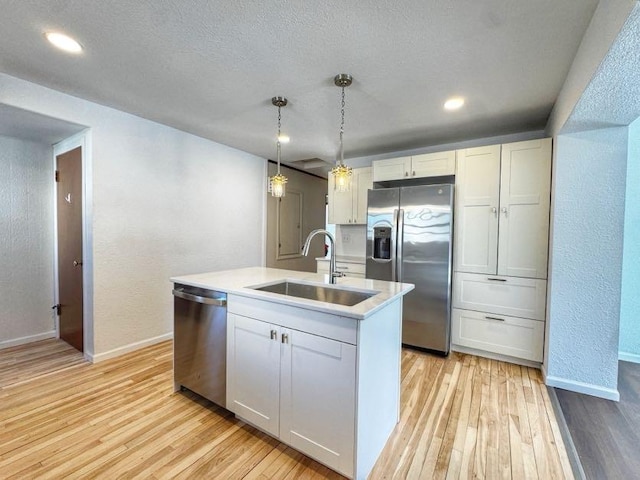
[55,170,60,182]
[52,304,61,315]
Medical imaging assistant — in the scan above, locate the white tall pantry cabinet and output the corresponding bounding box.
[452,138,552,363]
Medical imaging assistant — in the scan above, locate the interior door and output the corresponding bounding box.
[56,147,83,352]
[454,145,501,274]
[497,139,552,278]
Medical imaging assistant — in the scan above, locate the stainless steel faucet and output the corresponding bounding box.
[302,229,343,284]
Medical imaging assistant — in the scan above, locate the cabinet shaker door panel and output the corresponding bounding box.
[353,167,372,224]
[454,145,501,274]
[372,156,411,182]
[280,329,356,478]
[227,313,281,437]
[411,150,456,177]
[498,139,551,279]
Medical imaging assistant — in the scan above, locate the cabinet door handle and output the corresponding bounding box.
[487,277,507,282]
[348,219,352,223]
[281,333,289,344]
[270,329,277,340]
[501,207,508,217]
[412,170,416,176]
[405,171,409,177]
[336,266,349,270]
[485,316,505,322]
[491,207,497,217]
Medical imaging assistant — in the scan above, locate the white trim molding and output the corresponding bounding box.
[87,333,173,363]
[545,375,620,401]
[0,331,56,350]
[619,351,640,364]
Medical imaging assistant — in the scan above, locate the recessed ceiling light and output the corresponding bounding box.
[278,134,290,144]
[444,97,465,111]
[45,32,83,54]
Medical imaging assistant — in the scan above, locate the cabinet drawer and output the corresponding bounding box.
[453,272,546,320]
[335,262,365,276]
[452,308,544,362]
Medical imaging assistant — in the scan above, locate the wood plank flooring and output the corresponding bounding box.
[0,339,86,388]
[0,340,573,479]
[555,361,640,480]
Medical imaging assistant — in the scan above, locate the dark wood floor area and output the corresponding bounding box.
[555,361,640,480]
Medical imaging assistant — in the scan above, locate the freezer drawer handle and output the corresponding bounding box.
[487,277,507,282]
[485,316,505,322]
[172,289,227,306]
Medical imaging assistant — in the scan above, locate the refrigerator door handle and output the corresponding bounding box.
[396,208,405,282]
[391,209,398,282]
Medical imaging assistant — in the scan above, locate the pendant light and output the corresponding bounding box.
[269,96,288,197]
[330,74,354,192]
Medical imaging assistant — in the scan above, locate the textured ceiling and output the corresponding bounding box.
[0,0,598,172]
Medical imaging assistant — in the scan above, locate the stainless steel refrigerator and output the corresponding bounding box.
[366,184,454,354]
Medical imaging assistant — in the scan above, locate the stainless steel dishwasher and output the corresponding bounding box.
[173,283,227,408]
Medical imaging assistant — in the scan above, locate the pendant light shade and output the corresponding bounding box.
[330,74,354,192]
[269,97,288,197]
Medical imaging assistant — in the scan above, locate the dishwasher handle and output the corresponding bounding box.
[172,289,227,306]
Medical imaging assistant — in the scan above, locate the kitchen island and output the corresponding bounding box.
[171,267,414,480]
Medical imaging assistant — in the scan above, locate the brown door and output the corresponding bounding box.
[56,147,83,352]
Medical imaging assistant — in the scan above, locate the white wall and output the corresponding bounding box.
[0,73,266,360]
[545,128,627,400]
[619,117,640,363]
[0,135,55,347]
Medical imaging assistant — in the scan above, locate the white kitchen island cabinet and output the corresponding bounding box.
[171,267,413,480]
[227,293,401,479]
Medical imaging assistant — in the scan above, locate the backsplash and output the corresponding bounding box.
[335,224,366,257]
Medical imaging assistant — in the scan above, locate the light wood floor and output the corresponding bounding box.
[0,340,573,479]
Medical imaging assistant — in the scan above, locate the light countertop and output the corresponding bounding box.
[171,267,413,320]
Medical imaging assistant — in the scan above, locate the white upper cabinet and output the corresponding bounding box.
[498,139,552,278]
[372,151,455,182]
[454,145,501,274]
[411,151,456,177]
[454,138,552,279]
[328,167,372,225]
[371,156,411,181]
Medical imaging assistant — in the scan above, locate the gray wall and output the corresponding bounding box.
[545,128,628,399]
[620,117,640,361]
[0,135,54,346]
[266,163,326,272]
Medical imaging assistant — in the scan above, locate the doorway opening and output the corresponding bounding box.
[53,131,92,357]
[55,146,84,352]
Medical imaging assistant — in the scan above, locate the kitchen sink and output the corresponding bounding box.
[251,280,378,307]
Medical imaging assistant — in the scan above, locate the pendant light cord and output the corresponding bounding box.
[339,85,345,166]
[277,104,282,174]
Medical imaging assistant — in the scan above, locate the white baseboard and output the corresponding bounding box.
[88,332,173,363]
[619,351,640,364]
[0,330,57,350]
[545,375,620,401]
